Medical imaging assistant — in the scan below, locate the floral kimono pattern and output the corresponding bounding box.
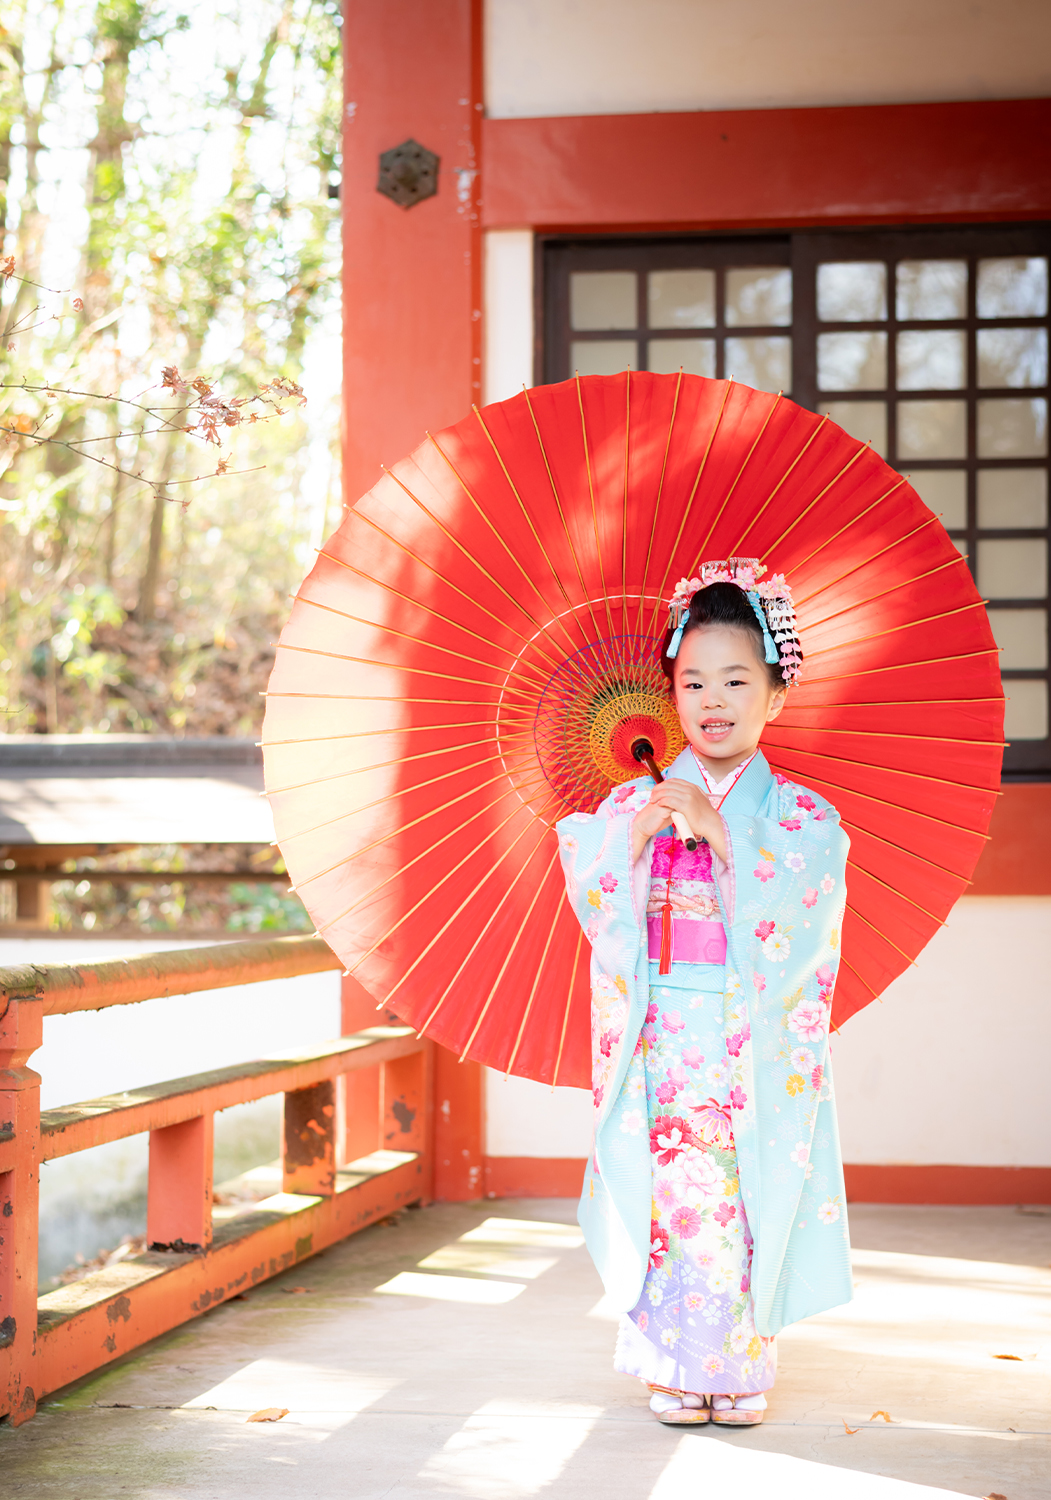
[558,749,854,1350]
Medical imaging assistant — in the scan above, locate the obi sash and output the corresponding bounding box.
[646,914,727,965]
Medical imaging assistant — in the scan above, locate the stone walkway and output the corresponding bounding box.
[4,1201,1049,1499]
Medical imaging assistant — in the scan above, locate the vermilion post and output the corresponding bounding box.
[283,1082,337,1196]
[0,995,43,1426]
[147,1114,214,1251]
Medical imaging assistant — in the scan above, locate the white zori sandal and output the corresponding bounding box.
[648,1385,710,1425]
[709,1392,767,1426]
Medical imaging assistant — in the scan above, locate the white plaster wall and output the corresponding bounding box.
[832,897,1051,1167]
[484,229,534,404]
[485,898,1051,1167]
[486,0,1051,118]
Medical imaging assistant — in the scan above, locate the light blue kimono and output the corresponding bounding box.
[556,748,853,1338]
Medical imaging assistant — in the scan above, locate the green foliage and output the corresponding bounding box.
[0,0,342,735]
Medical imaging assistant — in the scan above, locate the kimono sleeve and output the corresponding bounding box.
[555,777,653,980]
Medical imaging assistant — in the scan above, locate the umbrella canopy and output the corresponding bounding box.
[264,373,1003,1087]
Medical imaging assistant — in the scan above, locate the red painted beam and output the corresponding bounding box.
[968,783,1051,894]
[482,98,1051,232]
[844,1163,1051,1205]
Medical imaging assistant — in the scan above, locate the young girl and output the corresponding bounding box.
[557,559,852,1427]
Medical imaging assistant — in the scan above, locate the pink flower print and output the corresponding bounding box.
[650,1115,699,1166]
[670,1205,702,1239]
[646,1001,659,1024]
[820,873,835,893]
[598,871,618,893]
[702,1354,726,1376]
[802,887,818,909]
[797,794,816,811]
[682,1046,704,1069]
[662,1009,685,1034]
[684,1292,706,1312]
[694,1252,714,1269]
[725,1025,750,1057]
[649,1222,669,1269]
[680,1153,721,1198]
[592,1083,604,1108]
[654,1176,679,1213]
[773,773,788,787]
[692,1098,733,1148]
[814,807,828,821]
[740,1272,750,1294]
[752,972,767,994]
[656,1080,679,1105]
[754,920,776,941]
[754,860,775,882]
[780,817,802,831]
[668,1065,688,1088]
[637,1310,649,1331]
[811,1064,824,1090]
[729,1085,748,1110]
[789,1141,810,1167]
[713,1201,736,1227]
[787,998,827,1042]
[816,963,835,986]
[599,1028,620,1058]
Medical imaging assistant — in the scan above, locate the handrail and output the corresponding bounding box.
[0,934,341,1015]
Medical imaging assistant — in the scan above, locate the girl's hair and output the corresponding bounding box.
[658,581,795,690]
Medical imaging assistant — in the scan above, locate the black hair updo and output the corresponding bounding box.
[658,581,794,691]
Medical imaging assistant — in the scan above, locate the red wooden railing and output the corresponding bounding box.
[0,937,433,1425]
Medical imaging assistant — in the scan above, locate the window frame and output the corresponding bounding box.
[538,224,1051,780]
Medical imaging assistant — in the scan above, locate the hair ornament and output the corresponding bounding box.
[666,556,803,685]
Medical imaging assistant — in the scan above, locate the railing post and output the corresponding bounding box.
[0,994,43,1426]
[381,1043,433,1199]
[147,1114,214,1252]
[283,1083,336,1196]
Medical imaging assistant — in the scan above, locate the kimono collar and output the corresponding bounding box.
[663,745,773,817]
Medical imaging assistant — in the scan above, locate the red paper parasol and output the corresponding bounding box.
[263,374,1003,1087]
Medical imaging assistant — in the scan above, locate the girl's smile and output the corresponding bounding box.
[672,625,787,779]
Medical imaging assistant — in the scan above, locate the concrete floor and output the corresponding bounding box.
[3,1201,1049,1499]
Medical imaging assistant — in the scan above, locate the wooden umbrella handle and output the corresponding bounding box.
[630,739,699,852]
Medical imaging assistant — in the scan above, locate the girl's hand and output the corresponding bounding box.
[630,778,727,864]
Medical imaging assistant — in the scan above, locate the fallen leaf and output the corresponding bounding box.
[870,1410,896,1422]
[281,1286,315,1295]
[842,1419,859,1435]
[992,1354,1023,1361]
[247,1407,288,1423]
[72,296,83,311]
[983,1493,1008,1499]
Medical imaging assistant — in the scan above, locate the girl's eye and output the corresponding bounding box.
[727,679,745,687]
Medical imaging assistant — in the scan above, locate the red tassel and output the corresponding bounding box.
[659,900,673,974]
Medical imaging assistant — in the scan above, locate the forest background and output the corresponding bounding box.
[0,0,342,740]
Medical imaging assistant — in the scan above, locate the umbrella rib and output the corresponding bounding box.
[804,644,1001,683]
[505,891,567,1077]
[458,848,563,1062]
[646,378,734,637]
[267,731,535,798]
[763,740,1000,795]
[768,763,992,839]
[843,820,973,885]
[551,927,585,1090]
[803,555,967,633]
[636,369,683,635]
[261,716,533,748]
[837,953,880,999]
[522,385,605,645]
[423,434,584,665]
[794,513,941,608]
[689,391,783,569]
[762,442,871,557]
[376,809,559,1013]
[290,586,547,686]
[278,627,547,692]
[789,476,910,578]
[471,405,575,615]
[803,601,991,662]
[845,858,947,927]
[726,413,832,555]
[265,651,538,702]
[780,696,1005,711]
[340,506,560,672]
[769,723,1006,747]
[575,373,616,638]
[845,901,918,969]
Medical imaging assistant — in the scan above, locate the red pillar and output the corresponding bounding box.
[147,1114,214,1250]
[341,0,486,1197]
[342,0,483,503]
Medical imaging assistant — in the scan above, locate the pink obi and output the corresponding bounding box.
[646,915,727,965]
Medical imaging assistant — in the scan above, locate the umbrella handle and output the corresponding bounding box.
[630,740,699,852]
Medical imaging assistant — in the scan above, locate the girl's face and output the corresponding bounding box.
[671,624,787,771]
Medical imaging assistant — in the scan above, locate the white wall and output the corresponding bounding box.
[484,230,534,404]
[486,0,1051,118]
[484,898,1051,1168]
